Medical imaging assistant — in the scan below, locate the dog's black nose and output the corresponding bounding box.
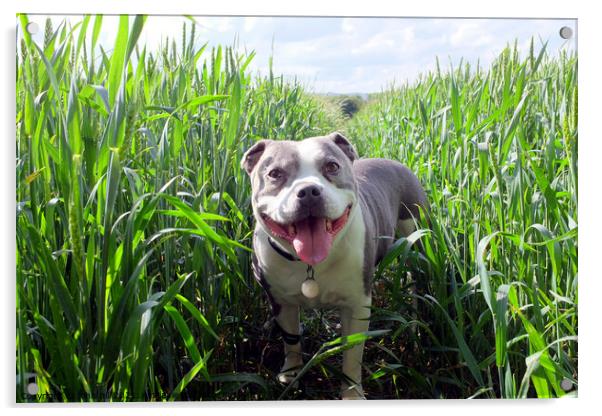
[296,184,322,200]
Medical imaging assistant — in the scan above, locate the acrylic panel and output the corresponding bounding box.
[16,14,577,402]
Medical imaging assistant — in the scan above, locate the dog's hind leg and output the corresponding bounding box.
[339,295,371,399]
[275,304,303,384]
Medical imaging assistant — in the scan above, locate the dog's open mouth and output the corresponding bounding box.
[261,204,352,265]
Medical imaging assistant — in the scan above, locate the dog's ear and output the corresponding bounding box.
[241,140,271,175]
[328,132,358,162]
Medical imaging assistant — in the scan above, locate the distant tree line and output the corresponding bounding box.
[338,95,364,118]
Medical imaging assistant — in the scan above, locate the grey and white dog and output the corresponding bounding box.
[241,132,427,399]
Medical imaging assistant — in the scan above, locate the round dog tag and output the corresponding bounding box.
[301,279,320,298]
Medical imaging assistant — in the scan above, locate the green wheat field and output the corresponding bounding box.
[16,15,577,401]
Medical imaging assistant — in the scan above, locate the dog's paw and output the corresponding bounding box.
[278,352,303,385]
[341,385,366,400]
[277,368,300,388]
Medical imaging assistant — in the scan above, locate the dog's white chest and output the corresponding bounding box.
[262,255,364,308]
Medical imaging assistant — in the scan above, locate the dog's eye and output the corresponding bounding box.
[324,161,340,174]
[267,168,284,180]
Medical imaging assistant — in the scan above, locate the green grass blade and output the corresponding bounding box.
[164,304,203,364]
[107,15,128,107]
[175,294,219,341]
[168,352,212,400]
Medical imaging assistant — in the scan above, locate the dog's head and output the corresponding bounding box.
[242,132,359,265]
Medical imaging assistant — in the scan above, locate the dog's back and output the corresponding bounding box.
[353,158,427,271]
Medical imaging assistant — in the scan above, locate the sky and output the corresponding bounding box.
[21,15,577,94]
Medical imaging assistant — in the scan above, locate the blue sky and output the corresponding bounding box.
[23,15,576,93]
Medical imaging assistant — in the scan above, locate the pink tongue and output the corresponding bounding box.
[292,217,333,265]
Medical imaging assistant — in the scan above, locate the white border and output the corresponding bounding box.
[3,1,600,415]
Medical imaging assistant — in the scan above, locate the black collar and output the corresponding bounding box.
[267,237,299,262]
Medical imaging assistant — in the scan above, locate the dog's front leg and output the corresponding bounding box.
[275,304,303,384]
[340,295,371,399]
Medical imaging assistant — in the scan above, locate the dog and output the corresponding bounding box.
[241,132,427,399]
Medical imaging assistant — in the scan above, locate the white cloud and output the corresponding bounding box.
[341,18,355,33]
[278,64,321,76]
[212,17,234,33]
[449,22,495,48]
[243,17,258,33]
[402,26,416,45]
[142,16,188,49]
[275,39,321,64]
[351,32,395,55]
